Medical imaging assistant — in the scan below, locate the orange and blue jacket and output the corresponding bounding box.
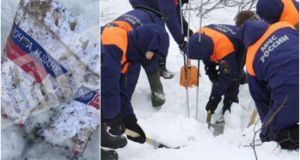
[101,24,169,120]
[112,9,162,74]
[188,24,244,98]
[257,0,299,27]
[102,10,170,120]
[241,20,299,142]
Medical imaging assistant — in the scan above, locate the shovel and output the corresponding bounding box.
[179,64,199,88]
[206,111,225,136]
[125,129,184,149]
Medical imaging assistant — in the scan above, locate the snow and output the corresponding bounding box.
[100,0,299,160]
[43,101,99,146]
[1,0,100,159]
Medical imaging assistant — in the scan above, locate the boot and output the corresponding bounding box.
[101,148,118,160]
[101,123,127,149]
[159,58,174,79]
[147,70,165,107]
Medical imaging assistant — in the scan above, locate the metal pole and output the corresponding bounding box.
[180,0,190,118]
[179,0,184,35]
[186,1,193,118]
[196,60,200,120]
[183,51,190,117]
[199,0,203,42]
[195,0,203,120]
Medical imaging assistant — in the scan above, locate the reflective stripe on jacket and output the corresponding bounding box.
[280,0,299,26]
[246,22,295,76]
[198,27,235,63]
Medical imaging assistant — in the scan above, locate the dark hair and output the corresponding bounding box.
[235,11,260,27]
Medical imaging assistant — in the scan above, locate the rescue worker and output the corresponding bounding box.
[101,24,169,147]
[187,24,245,115]
[240,20,299,150]
[129,0,193,78]
[107,9,168,107]
[256,0,299,29]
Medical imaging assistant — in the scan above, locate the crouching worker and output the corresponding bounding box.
[187,24,245,115]
[240,20,299,150]
[107,9,169,107]
[101,24,169,149]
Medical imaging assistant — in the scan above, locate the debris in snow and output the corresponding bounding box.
[43,101,99,156]
[2,0,100,158]
[2,0,99,127]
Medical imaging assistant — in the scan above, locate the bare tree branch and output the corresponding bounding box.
[184,0,257,19]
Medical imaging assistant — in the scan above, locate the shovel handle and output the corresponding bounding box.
[125,129,183,149]
[247,108,257,128]
[125,128,140,138]
[187,59,192,67]
[206,111,212,129]
[125,129,162,148]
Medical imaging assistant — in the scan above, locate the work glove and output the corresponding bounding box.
[206,95,222,114]
[205,64,219,82]
[123,114,146,144]
[275,124,299,150]
[183,28,193,38]
[103,115,125,136]
[222,97,238,114]
[179,41,187,54]
[101,122,127,149]
[239,71,248,84]
[187,29,194,37]
[182,17,194,37]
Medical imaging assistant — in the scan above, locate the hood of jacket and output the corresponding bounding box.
[256,0,282,24]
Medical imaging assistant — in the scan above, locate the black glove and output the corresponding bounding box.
[101,122,128,149]
[206,95,222,114]
[275,124,299,150]
[239,71,248,84]
[188,29,194,37]
[103,115,125,136]
[222,97,238,114]
[123,115,146,144]
[179,41,187,54]
[205,64,219,82]
[183,28,193,38]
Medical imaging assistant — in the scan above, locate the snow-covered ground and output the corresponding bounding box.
[1,0,100,159]
[101,0,299,160]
